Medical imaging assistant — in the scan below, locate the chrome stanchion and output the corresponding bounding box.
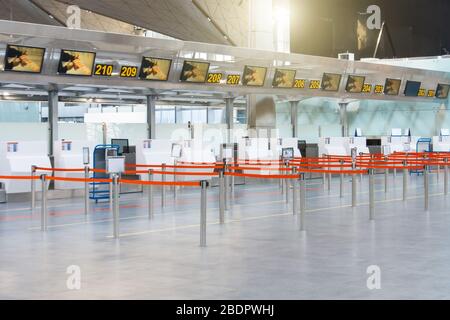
[327,172,331,191]
[339,160,344,198]
[369,169,375,220]
[292,167,298,215]
[219,170,225,224]
[224,160,230,211]
[285,161,290,203]
[173,159,177,199]
[31,165,37,210]
[200,180,208,247]
[109,173,113,209]
[437,161,440,182]
[148,169,154,220]
[384,168,388,193]
[299,173,306,231]
[84,166,89,215]
[322,172,326,190]
[444,158,448,195]
[424,165,429,211]
[112,174,120,238]
[40,174,48,231]
[403,160,408,201]
[161,163,166,208]
[351,171,357,207]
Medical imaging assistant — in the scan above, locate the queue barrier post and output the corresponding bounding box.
[285,160,290,204]
[444,158,448,195]
[351,168,357,208]
[339,160,344,198]
[437,161,440,182]
[161,163,166,208]
[230,169,235,201]
[369,169,375,220]
[109,173,113,209]
[148,169,154,220]
[224,160,229,211]
[384,167,388,194]
[327,171,331,192]
[173,159,178,200]
[84,166,89,215]
[112,174,120,238]
[402,160,408,201]
[219,170,225,224]
[200,180,208,247]
[31,165,37,210]
[424,165,429,211]
[40,174,48,231]
[292,167,298,215]
[299,173,306,231]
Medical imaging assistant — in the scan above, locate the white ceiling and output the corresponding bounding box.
[1,0,249,46]
[55,0,247,45]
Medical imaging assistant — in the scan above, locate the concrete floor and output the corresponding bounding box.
[1,172,450,299]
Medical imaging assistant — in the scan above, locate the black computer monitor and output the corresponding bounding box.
[111,139,129,155]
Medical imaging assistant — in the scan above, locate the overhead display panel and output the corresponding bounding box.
[384,78,401,95]
[242,65,267,86]
[94,63,113,77]
[57,49,96,76]
[180,60,210,83]
[294,79,306,88]
[139,57,171,81]
[435,84,450,99]
[345,75,365,93]
[321,73,341,91]
[272,68,296,88]
[404,80,421,97]
[226,74,240,85]
[4,44,45,73]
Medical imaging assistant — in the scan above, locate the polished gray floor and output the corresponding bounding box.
[1,171,450,299]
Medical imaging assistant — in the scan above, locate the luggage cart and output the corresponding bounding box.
[89,144,119,202]
[411,138,432,175]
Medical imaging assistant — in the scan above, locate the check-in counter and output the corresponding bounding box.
[0,141,51,193]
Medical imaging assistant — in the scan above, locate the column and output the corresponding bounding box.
[146,95,156,139]
[290,100,298,138]
[48,89,58,162]
[224,97,235,143]
[339,102,349,137]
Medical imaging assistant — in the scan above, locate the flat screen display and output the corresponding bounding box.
[345,75,365,93]
[404,80,421,97]
[111,139,129,156]
[4,44,45,73]
[272,68,296,88]
[242,65,267,86]
[321,73,342,91]
[436,84,450,99]
[180,60,210,83]
[139,57,171,81]
[57,49,96,76]
[384,78,401,95]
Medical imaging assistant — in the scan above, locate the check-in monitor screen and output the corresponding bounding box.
[384,78,401,95]
[242,65,267,86]
[4,44,45,73]
[272,68,296,88]
[436,84,450,99]
[321,73,342,91]
[180,60,210,83]
[345,75,365,93]
[404,80,421,97]
[139,57,171,81]
[57,49,96,76]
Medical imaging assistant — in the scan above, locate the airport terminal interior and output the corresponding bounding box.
[1,0,450,300]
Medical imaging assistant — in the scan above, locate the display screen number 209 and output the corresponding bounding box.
[120,66,138,78]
